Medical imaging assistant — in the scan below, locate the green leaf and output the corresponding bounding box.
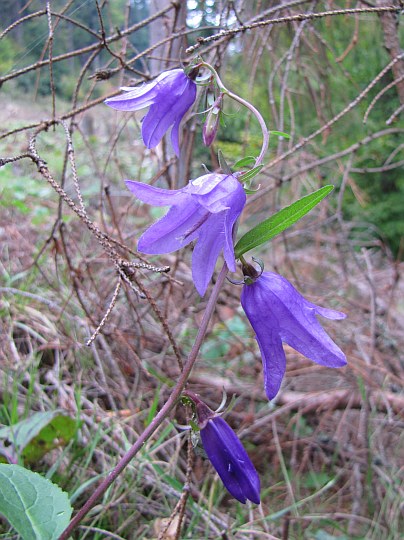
[302,470,332,489]
[270,130,291,139]
[233,156,256,169]
[0,411,76,464]
[239,165,263,183]
[217,150,232,174]
[235,185,334,258]
[145,385,161,427]
[0,464,72,539]
[244,186,260,194]
[314,531,349,540]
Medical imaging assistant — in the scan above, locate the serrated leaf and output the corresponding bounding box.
[0,411,76,464]
[235,185,334,258]
[233,156,256,169]
[0,464,72,540]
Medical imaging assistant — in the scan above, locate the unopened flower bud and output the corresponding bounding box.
[183,391,260,504]
[203,95,223,147]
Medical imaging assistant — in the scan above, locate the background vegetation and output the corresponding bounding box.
[0,1,403,539]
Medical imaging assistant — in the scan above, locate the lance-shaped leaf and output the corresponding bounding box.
[233,156,256,169]
[270,130,291,139]
[239,165,263,184]
[235,185,333,258]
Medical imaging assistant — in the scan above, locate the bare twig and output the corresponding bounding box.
[186,6,400,54]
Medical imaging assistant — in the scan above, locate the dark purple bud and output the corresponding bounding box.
[185,392,260,504]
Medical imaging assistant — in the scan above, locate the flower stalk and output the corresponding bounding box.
[59,264,229,540]
[198,61,270,167]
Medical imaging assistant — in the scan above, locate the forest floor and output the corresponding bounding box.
[1,96,403,540]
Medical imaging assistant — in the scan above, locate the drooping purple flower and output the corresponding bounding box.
[104,68,197,156]
[241,269,347,400]
[189,394,260,505]
[126,173,246,296]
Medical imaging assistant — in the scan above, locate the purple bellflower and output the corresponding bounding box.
[104,68,197,156]
[187,393,260,504]
[126,173,246,296]
[241,265,347,400]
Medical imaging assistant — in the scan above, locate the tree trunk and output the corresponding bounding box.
[377,0,404,105]
[148,0,188,75]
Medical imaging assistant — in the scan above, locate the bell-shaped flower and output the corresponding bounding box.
[126,173,246,296]
[241,270,347,400]
[188,393,260,504]
[105,68,197,156]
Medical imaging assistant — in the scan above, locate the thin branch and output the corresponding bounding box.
[186,6,400,54]
[0,3,176,86]
[86,278,122,346]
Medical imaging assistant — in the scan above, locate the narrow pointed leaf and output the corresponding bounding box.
[239,165,263,183]
[244,186,260,194]
[0,464,72,539]
[233,156,256,169]
[235,185,334,258]
[270,130,291,139]
[218,150,232,174]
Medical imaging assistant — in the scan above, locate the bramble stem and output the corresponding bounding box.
[59,263,229,539]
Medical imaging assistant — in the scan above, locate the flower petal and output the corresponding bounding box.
[191,213,226,296]
[256,329,286,400]
[241,283,286,399]
[311,304,347,320]
[189,174,239,213]
[125,180,185,206]
[170,83,197,156]
[137,202,204,254]
[260,273,347,368]
[141,73,196,152]
[222,183,246,271]
[281,311,347,368]
[104,79,160,111]
[142,102,180,150]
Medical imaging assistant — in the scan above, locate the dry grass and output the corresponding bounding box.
[0,98,403,538]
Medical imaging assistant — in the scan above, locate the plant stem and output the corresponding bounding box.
[199,61,269,167]
[226,89,269,167]
[59,263,229,540]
